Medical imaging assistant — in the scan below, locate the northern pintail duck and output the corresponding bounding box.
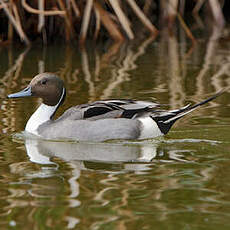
[7,73,223,142]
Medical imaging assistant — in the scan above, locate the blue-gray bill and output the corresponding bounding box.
[7,87,32,98]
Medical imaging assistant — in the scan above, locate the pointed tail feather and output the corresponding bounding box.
[164,90,224,124]
[152,90,224,134]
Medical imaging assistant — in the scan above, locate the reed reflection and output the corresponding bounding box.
[0,131,227,229]
[0,138,159,229]
[8,137,221,229]
[17,137,194,226]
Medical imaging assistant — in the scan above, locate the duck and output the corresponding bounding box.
[7,72,223,142]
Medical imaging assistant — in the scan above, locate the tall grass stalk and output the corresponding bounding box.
[0,0,227,45]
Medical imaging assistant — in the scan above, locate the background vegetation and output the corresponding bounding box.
[0,0,229,46]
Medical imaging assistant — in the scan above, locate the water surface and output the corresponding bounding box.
[0,28,230,229]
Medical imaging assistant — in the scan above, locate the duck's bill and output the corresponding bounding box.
[7,86,32,98]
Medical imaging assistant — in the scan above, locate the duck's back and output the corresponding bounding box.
[57,99,159,121]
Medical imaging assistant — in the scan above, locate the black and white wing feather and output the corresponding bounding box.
[59,99,160,121]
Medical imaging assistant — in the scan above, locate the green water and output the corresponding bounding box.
[0,29,230,229]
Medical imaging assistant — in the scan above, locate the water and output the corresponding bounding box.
[0,28,230,229]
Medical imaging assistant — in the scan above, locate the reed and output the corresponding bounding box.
[0,0,227,46]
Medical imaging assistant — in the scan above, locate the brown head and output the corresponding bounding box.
[8,73,65,106]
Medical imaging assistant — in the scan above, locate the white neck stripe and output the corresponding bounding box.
[25,88,65,135]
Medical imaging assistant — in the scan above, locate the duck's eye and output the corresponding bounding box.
[41,79,47,85]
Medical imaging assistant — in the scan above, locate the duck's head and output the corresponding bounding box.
[8,73,65,106]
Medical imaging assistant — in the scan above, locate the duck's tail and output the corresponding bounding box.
[151,90,224,135]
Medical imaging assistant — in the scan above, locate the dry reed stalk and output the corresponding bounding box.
[0,0,30,45]
[108,0,134,39]
[12,1,32,44]
[167,0,178,27]
[38,0,45,32]
[209,0,225,27]
[93,2,124,42]
[143,0,152,15]
[93,6,101,40]
[126,0,158,35]
[179,0,185,15]
[12,0,25,41]
[192,0,206,14]
[57,0,74,41]
[7,0,13,42]
[79,0,93,44]
[66,0,73,38]
[12,3,21,25]
[193,13,205,28]
[165,0,196,42]
[177,13,196,43]
[70,0,80,18]
[8,19,13,42]
[21,0,65,15]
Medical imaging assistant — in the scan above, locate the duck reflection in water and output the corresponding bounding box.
[18,134,195,171]
[23,137,160,166]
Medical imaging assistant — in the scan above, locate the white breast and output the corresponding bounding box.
[138,117,163,139]
[25,103,57,135]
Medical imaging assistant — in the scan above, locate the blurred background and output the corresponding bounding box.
[0,0,229,45]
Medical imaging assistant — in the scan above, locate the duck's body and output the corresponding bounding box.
[25,98,162,141]
[8,73,223,142]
